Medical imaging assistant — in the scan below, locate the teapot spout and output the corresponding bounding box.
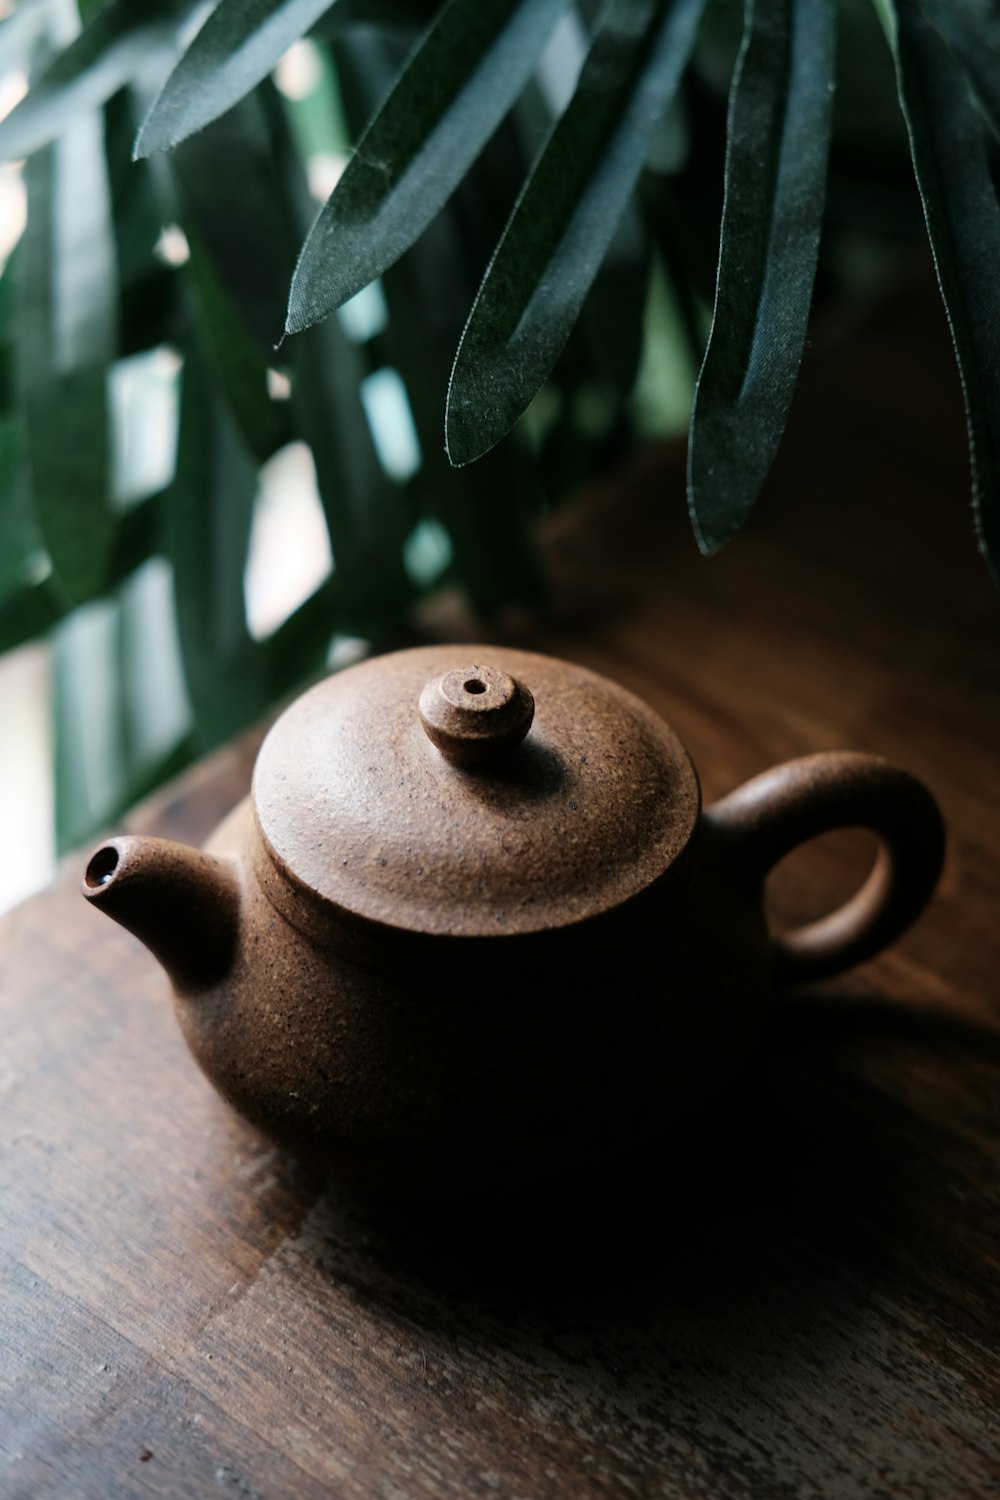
[82,836,240,994]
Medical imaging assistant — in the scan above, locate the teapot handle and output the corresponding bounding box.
[703,752,945,984]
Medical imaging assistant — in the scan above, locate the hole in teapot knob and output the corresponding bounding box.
[464,678,487,695]
[85,846,120,888]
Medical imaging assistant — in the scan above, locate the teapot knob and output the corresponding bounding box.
[418,664,535,767]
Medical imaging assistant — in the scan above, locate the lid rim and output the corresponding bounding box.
[252,645,701,940]
[251,806,702,947]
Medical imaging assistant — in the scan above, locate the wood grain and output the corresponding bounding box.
[2,272,999,1498]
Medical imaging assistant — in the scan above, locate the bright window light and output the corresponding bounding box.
[327,635,369,671]
[109,346,181,509]
[0,69,27,123]
[244,441,333,641]
[0,643,54,913]
[274,39,322,100]
[337,280,388,344]
[404,519,453,587]
[360,367,422,483]
[120,558,192,765]
[267,367,292,400]
[155,224,190,267]
[0,164,25,268]
[307,152,348,202]
[54,601,121,828]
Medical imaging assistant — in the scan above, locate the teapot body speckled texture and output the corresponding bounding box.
[181,800,769,1198]
[83,645,946,1199]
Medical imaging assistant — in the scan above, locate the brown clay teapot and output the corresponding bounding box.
[82,645,944,1198]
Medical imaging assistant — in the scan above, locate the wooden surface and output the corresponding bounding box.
[3,275,999,1498]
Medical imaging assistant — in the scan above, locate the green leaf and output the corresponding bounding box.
[182,235,289,462]
[322,25,544,614]
[890,0,1000,580]
[17,110,118,605]
[445,0,706,466]
[135,0,341,157]
[917,0,1000,140]
[166,349,269,740]
[331,25,533,268]
[107,490,164,583]
[290,310,413,636]
[686,0,835,553]
[381,242,546,615]
[1,493,164,650]
[103,88,182,355]
[265,81,413,635]
[171,100,297,347]
[169,101,296,460]
[0,248,17,414]
[103,87,168,292]
[286,0,571,334]
[0,418,45,604]
[313,0,438,33]
[0,0,191,162]
[0,579,63,655]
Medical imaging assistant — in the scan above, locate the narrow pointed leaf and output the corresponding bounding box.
[0,0,190,162]
[382,239,546,614]
[167,350,269,740]
[135,0,341,158]
[445,0,706,467]
[890,0,1000,580]
[17,109,117,605]
[170,101,295,459]
[286,0,571,334]
[265,79,412,634]
[325,24,544,612]
[103,89,168,292]
[687,0,835,553]
[291,309,413,635]
[918,0,1000,139]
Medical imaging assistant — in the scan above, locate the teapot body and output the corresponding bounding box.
[175,800,771,1199]
[83,646,945,1201]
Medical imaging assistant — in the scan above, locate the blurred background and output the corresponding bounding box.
[0,0,980,913]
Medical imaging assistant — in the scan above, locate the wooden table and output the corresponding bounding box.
[3,274,999,1498]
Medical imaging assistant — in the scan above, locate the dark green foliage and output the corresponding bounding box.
[1,0,998,847]
[135,0,341,156]
[17,117,116,606]
[169,103,295,460]
[287,0,573,333]
[889,0,1000,581]
[446,0,707,464]
[687,0,835,552]
[167,350,270,739]
[0,0,196,161]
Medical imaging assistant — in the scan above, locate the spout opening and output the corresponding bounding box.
[81,834,240,992]
[85,846,120,891]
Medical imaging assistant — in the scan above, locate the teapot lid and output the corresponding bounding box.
[252,645,700,938]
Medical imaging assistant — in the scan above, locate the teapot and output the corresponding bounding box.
[82,645,944,1198]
